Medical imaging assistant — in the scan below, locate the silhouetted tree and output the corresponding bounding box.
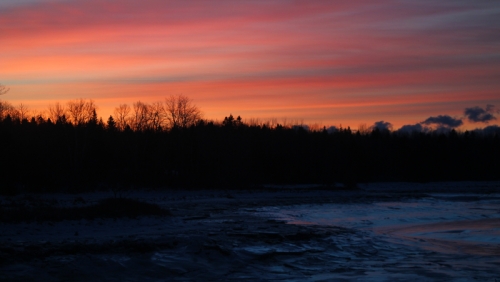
[107,115,117,131]
[48,102,67,123]
[16,103,29,123]
[131,101,150,131]
[67,98,97,125]
[164,94,201,129]
[223,114,235,127]
[149,101,165,131]
[114,103,131,131]
[0,100,15,120]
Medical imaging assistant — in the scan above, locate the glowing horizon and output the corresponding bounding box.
[1,0,500,130]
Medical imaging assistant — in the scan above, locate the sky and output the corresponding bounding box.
[1,0,500,130]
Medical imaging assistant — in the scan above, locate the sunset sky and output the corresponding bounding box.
[1,0,499,130]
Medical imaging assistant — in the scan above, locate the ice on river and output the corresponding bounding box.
[2,184,500,281]
[260,192,500,256]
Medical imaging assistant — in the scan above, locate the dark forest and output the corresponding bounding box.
[1,97,499,194]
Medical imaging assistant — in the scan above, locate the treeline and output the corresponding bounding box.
[0,98,499,193]
[0,95,201,132]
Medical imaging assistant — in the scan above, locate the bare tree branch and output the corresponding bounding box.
[0,84,9,96]
[114,104,131,131]
[131,101,150,131]
[17,103,30,122]
[48,102,67,123]
[164,94,201,129]
[0,100,15,120]
[67,98,97,125]
[149,101,165,131]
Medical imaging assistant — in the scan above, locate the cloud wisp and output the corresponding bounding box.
[421,115,463,128]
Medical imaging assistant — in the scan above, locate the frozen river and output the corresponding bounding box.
[2,183,500,281]
[261,193,500,244]
[257,192,500,280]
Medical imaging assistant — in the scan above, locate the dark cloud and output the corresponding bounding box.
[397,123,426,134]
[478,125,500,136]
[370,121,392,132]
[326,126,338,134]
[421,115,463,128]
[464,104,497,123]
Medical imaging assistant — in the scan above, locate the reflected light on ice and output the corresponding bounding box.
[260,194,500,256]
